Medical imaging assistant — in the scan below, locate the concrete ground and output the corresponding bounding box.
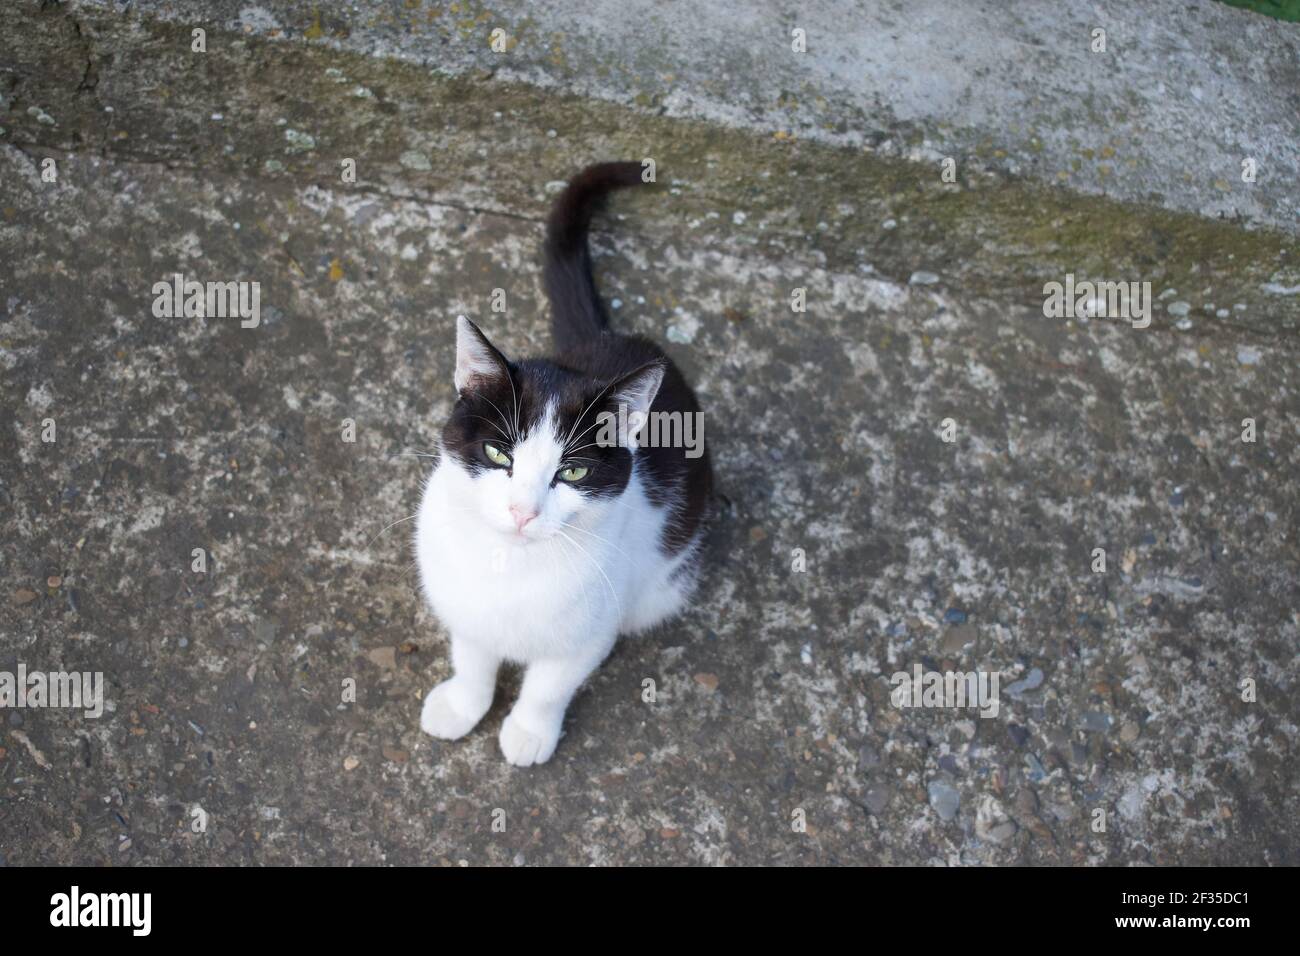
[46,0,1300,231]
[1,1,1298,865]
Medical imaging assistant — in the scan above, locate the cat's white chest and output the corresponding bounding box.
[414,455,700,665]
[414,463,621,660]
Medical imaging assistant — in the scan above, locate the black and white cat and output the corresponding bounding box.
[415,162,713,766]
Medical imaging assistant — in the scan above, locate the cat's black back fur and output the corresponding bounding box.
[545,162,713,555]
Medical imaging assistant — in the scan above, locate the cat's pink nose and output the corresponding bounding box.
[510,505,538,532]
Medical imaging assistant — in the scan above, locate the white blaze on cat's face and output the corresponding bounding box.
[457,403,595,542]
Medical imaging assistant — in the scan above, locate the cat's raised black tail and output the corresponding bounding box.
[544,162,647,355]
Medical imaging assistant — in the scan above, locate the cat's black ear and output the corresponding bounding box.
[454,315,510,394]
[607,361,665,449]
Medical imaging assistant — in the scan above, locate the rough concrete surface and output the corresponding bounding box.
[50,0,1300,232]
[1,0,1298,866]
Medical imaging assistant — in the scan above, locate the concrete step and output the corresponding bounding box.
[3,0,1298,329]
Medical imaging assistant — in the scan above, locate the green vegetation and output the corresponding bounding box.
[1217,0,1300,22]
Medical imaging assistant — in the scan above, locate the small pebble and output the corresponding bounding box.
[399,151,431,171]
[665,317,699,344]
[693,673,719,691]
[941,623,976,655]
[986,821,1017,843]
[1006,668,1044,698]
[1024,753,1047,781]
[366,646,396,670]
[1080,711,1112,733]
[864,787,890,815]
[927,780,960,821]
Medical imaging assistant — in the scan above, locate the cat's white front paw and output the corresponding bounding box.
[420,680,488,740]
[499,712,561,766]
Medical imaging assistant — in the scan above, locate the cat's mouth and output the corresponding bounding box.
[495,521,549,544]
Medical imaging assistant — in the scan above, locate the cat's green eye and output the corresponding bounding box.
[484,443,512,467]
[557,465,589,483]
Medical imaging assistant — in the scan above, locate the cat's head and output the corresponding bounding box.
[439,316,663,543]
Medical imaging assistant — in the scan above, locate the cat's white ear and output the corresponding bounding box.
[454,315,509,393]
[609,361,665,449]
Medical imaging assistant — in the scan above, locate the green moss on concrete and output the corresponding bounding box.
[2,0,1295,334]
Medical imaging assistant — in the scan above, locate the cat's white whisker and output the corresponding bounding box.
[505,365,522,443]
[562,416,611,457]
[560,441,609,457]
[547,536,591,622]
[561,377,620,454]
[555,529,622,619]
[558,520,633,562]
[478,394,519,445]
[465,415,513,443]
[363,513,419,550]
